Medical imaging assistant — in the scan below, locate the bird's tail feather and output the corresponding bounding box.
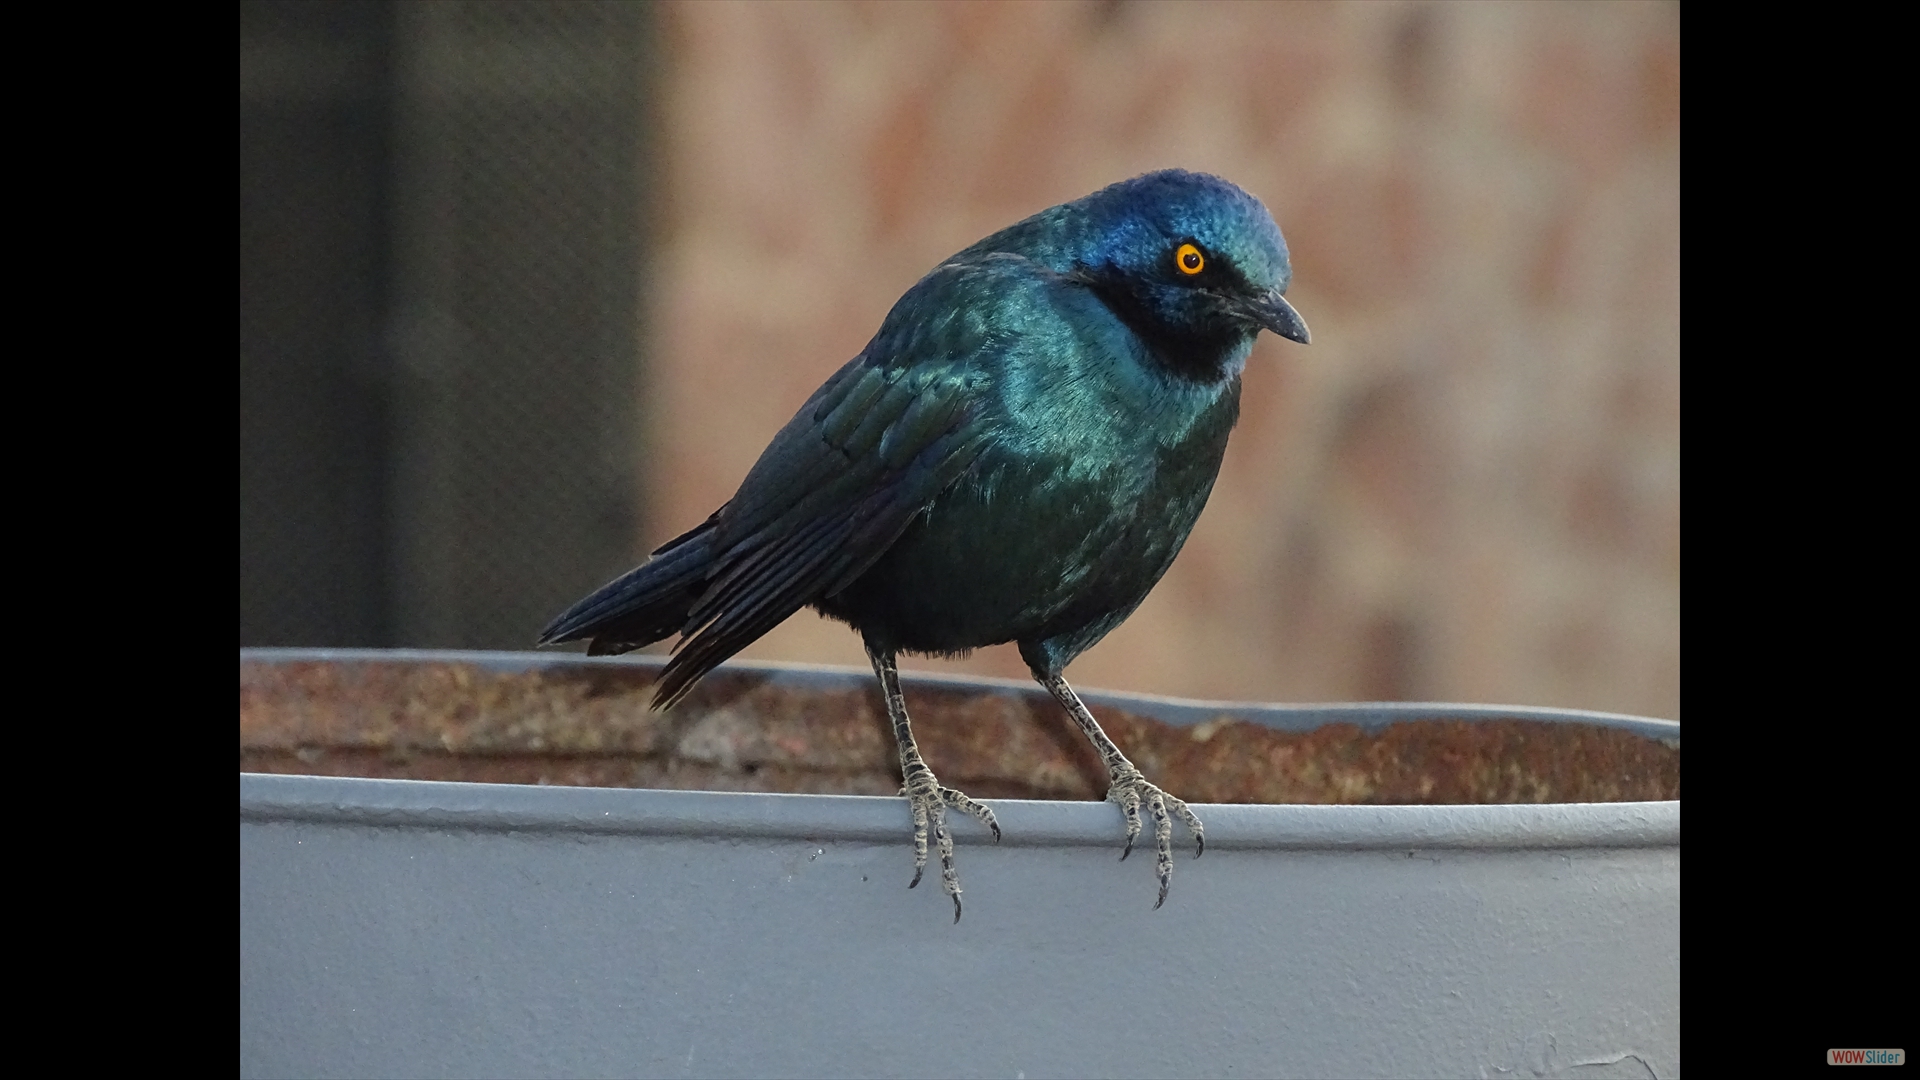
[536,522,717,656]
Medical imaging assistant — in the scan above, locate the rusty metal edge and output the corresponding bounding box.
[239,647,1681,742]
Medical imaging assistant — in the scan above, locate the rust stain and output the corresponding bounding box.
[241,659,1677,803]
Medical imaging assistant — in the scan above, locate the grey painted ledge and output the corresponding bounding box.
[244,771,1677,851]
[241,653,1679,1080]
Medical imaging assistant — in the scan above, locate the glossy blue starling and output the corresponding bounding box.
[541,169,1310,920]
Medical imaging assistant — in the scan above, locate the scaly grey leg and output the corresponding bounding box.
[867,643,1001,922]
[1037,672,1205,909]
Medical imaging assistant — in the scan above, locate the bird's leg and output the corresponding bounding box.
[1037,672,1205,909]
[867,644,1001,923]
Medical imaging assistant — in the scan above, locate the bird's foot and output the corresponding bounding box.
[1105,767,1206,909]
[901,769,1001,923]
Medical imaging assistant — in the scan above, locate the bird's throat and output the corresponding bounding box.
[1082,280,1247,384]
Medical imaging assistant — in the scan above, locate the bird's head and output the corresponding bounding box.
[1079,169,1309,353]
[982,170,1309,379]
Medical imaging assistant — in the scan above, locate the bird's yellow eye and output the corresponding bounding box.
[1175,242,1204,275]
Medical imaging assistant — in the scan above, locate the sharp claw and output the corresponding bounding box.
[952,897,963,924]
[1195,835,1205,858]
[990,822,1002,843]
[909,867,923,889]
[1120,837,1135,862]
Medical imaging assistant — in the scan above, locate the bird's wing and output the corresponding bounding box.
[651,263,1025,705]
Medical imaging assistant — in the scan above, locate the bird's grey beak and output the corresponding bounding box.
[1248,289,1310,345]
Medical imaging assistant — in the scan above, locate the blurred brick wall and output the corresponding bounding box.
[636,1,1679,719]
